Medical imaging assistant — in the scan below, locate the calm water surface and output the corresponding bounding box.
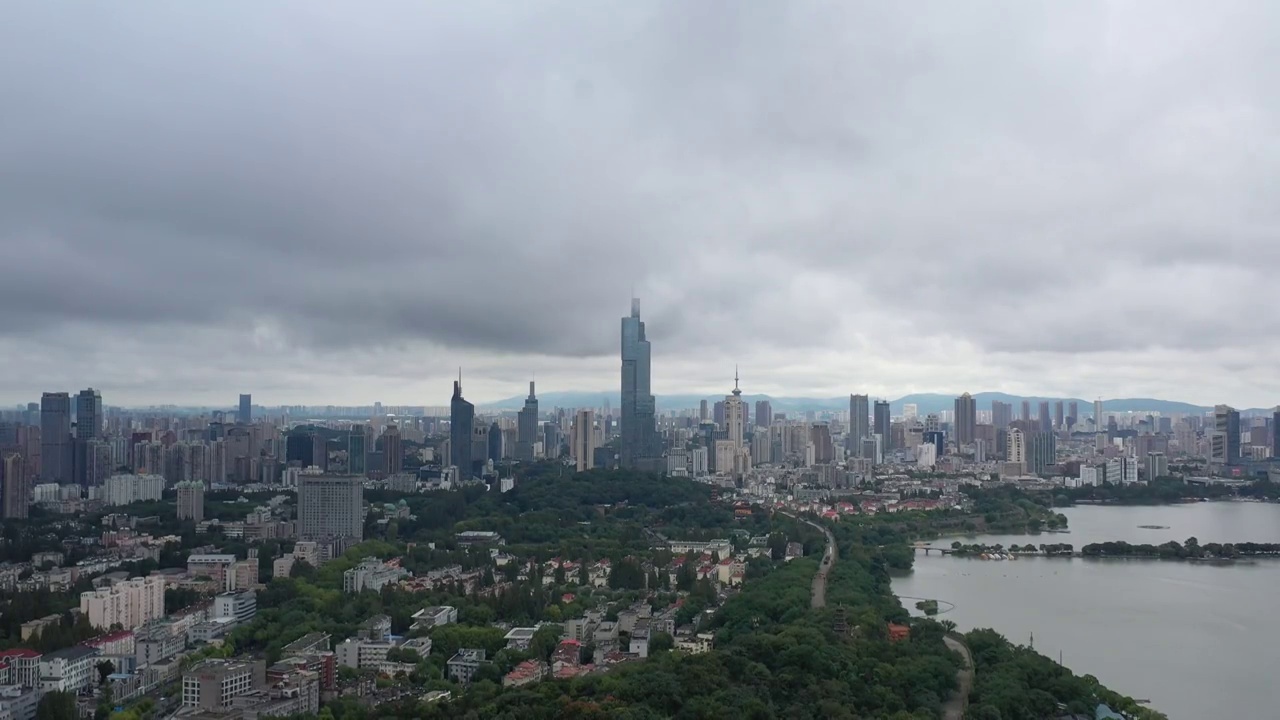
[892,502,1280,720]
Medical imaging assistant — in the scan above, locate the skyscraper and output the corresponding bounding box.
[1068,401,1079,429]
[297,475,364,541]
[699,400,708,422]
[754,400,772,429]
[1212,404,1241,466]
[348,425,367,475]
[725,370,745,449]
[176,480,205,522]
[849,394,870,455]
[450,376,475,478]
[1007,428,1026,472]
[381,424,403,474]
[571,409,598,472]
[873,400,891,451]
[1,453,28,519]
[516,382,539,462]
[40,392,72,484]
[488,421,502,463]
[1020,400,1032,423]
[954,393,976,445]
[238,394,252,425]
[1028,431,1057,475]
[620,299,660,470]
[1093,399,1104,432]
[991,400,1012,429]
[1272,408,1280,459]
[1037,402,1052,434]
[74,388,102,487]
[1053,401,1064,430]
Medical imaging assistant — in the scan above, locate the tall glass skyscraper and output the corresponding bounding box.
[450,376,475,478]
[620,299,660,470]
[238,394,252,425]
[40,392,72,484]
[516,381,538,462]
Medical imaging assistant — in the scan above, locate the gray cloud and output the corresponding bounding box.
[2,1,1280,406]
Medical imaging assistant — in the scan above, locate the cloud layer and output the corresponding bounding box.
[2,1,1279,407]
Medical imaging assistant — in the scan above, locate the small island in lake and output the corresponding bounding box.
[1137,525,1170,529]
[915,599,939,615]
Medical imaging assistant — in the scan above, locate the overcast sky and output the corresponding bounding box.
[2,1,1278,408]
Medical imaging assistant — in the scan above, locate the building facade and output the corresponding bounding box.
[450,378,475,478]
[297,476,363,541]
[620,299,660,470]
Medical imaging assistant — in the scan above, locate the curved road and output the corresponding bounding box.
[941,634,974,720]
[780,511,837,608]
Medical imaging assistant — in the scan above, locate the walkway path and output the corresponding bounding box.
[780,511,837,608]
[941,633,974,720]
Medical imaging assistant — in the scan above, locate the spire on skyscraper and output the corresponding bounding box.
[732,366,741,396]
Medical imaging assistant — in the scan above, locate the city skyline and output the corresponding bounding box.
[4,4,1280,408]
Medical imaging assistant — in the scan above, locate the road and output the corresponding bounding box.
[941,634,974,720]
[780,511,837,609]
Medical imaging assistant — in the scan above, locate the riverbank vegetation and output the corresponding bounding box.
[1081,537,1280,560]
[1060,477,1232,505]
[947,542,1075,557]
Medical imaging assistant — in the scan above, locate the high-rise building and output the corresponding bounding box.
[347,426,367,475]
[75,388,102,441]
[487,421,502,463]
[725,371,745,449]
[1027,431,1057,475]
[80,575,165,630]
[1212,404,1241,466]
[297,475,363,541]
[713,401,726,428]
[620,299,660,470]
[571,410,598,473]
[1007,428,1026,473]
[517,382,539,462]
[40,392,72,484]
[698,400,708,422]
[1068,401,1079,429]
[1272,408,1280,459]
[177,480,205,522]
[1037,402,1052,434]
[1020,400,1032,423]
[1,453,28,519]
[849,395,870,455]
[991,400,1012,429]
[754,400,772,429]
[1093,399,1104,432]
[873,400,891,451]
[381,424,403,475]
[954,393,976,445]
[1053,401,1064,430]
[1146,452,1168,480]
[238,394,252,425]
[450,376,475,478]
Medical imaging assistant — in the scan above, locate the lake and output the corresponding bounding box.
[892,501,1280,720]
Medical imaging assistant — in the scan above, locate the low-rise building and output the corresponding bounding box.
[0,684,41,720]
[503,627,537,651]
[181,658,264,711]
[0,650,42,688]
[409,606,457,631]
[38,645,98,693]
[213,591,257,625]
[502,660,545,688]
[342,558,409,594]
[446,649,486,684]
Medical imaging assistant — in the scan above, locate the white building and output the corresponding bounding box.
[0,685,40,720]
[212,591,257,625]
[80,576,165,630]
[915,444,937,469]
[103,474,166,507]
[343,557,409,594]
[1007,429,1026,472]
[182,659,259,711]
[39,646,98,693]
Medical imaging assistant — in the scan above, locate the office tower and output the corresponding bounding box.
[991,400,1012,429]
[620,299,661,470]
[25,402,38,427]
[1053,401,1064,430]
[1007,428,1026,472]
[699,400,708,422]
[1212,404,1241,466]
[238,394,252,425]
[754,400,772,429]
[713,401,726,428]
[1273,408,1280,459]
[176,480,205,522]
[1036,402,1051,434]
[286,432,319,468]
[40,392,72,484]
[1,453,28,519]
[725,370,745,449]
[381,424,403,474]
[1093,399,1104,431]
[542,422,561,459]
[297,475,363,540]
[488,421,502,463]
[902,403,918,420]
[517,382,539,462]
[1020,400,1031,423]
[450,376,475,478]
[849,394,870,455]
[571,409,598,472]
[75,388,102,440]
[348,426,367,475]
[1146,452,1168,480]
[954,393,976,445]
[1027,431,1057,475]
[1068,401,1079,429]
[873,400,891,451]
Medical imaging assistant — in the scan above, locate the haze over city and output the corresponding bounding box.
[4,2,1280,407]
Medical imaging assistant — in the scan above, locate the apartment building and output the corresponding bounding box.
[79,576,165,630]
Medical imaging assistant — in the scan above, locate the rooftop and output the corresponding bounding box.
[45,645,98,662]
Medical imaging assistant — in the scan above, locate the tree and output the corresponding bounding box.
[97,659,115,685]
[36,691,77,720]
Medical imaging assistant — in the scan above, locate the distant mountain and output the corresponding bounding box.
[482,390,1275,416]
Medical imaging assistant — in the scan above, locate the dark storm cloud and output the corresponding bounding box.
[2,1,1280,404]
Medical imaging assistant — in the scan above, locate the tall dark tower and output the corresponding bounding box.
[873,400,892,451]
[450,372,475,478]
[620,299,659,470]
[238,394,252,425]
[516,381,539,462]
[954,392,976,445]
[74,388,103,487]
[40,392,72,484]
